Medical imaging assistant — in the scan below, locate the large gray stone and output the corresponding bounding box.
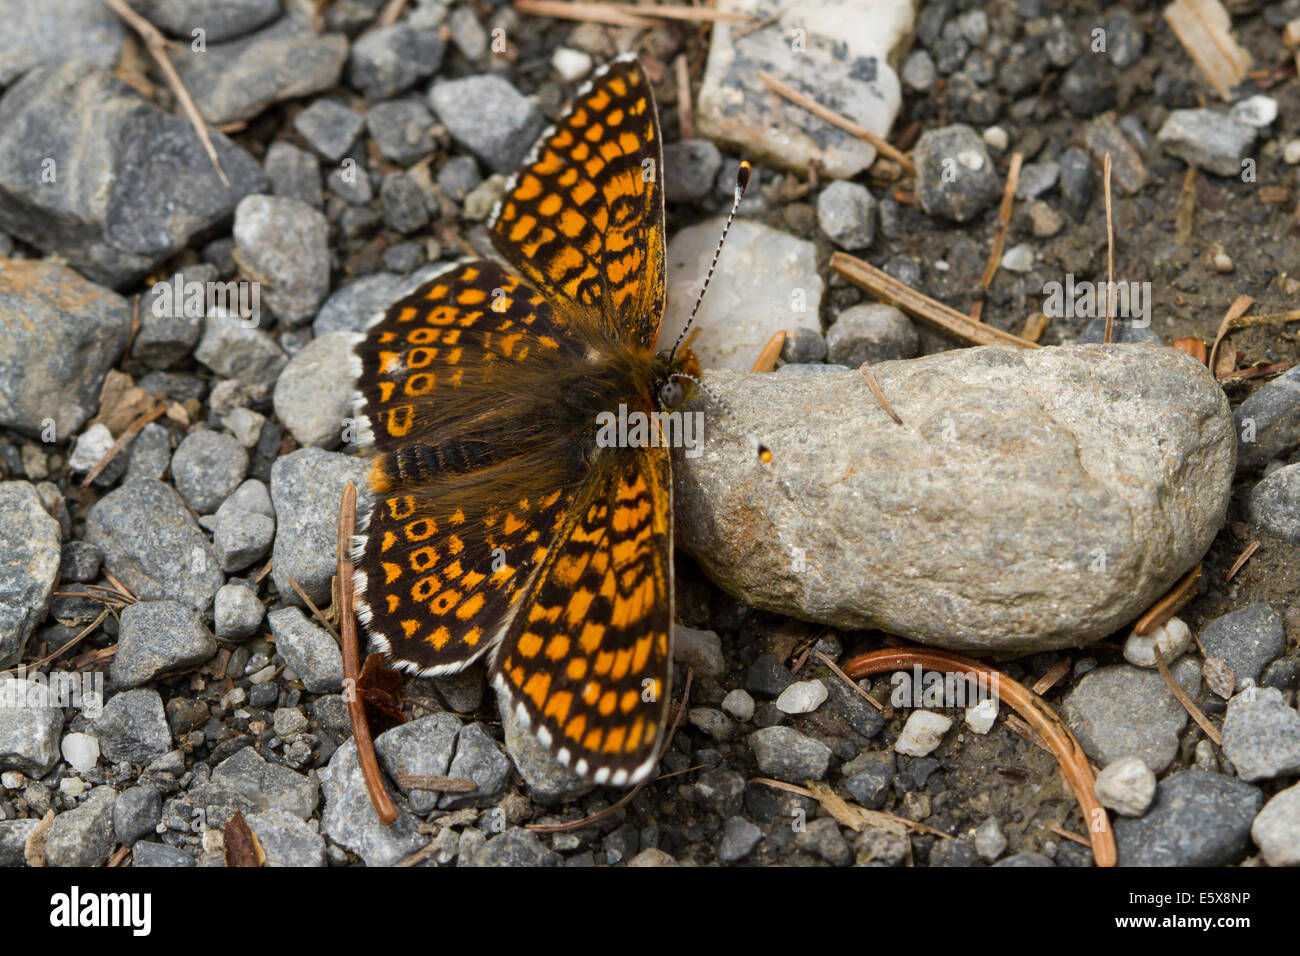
[0,0,126,84]
[672,345,1234,651]
[85,479,224,612]
[1114,770,1262,866]
[112,600,217,687]
[0,260,132,439]
[320,739,424,866]
[170,17,348,125]
[1062,660,1201,772]
[270,448,369,609]
[0,483,61,668]
[127,0,282,43]
[0,60,264,289]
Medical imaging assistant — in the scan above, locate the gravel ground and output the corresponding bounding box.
[1,0,1299,868]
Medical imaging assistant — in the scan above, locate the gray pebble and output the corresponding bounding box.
[232,194,330,325]
[264,140,323,208]
[826,303,919,366]
[472,828,560,867]
[172,428,248,514]
[1248,464,1300,543]
[348,23,444,101]
[663,140,723,202]
[375,712,462,814]
[817,180,877,250]
[214,582,265,639]
[44,786,117,867]
[247,808,326,866]
[749,726,831,782]
[429,74,545,174]
[1199,603,1285,685]
[717,816,763,862]
[212,745,319,818]
[441,722,510,809]
[267,607,343,694]
[380,171,431,234]
[112,600,217,687]
[92,689,172,766]
[114,785,163,845]
[1114,769,1262,866]
[321,740,425,866]
[366,97,436,164]
[914,124,1001,222]
[1221,686,1300,782]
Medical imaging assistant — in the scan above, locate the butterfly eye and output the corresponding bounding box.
[658,379,684,408]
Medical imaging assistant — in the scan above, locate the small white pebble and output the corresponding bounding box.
[248,664,278,684]
[1094,755,1156,816]
[1123,617,1191,668]
[1211,250,1234,273]
[982,126,1009,151]
[59,777,87,798]
[67,423,115,473]
[1284,140,1300,164]
[1194,738,1219,772]
[957,148,985,171]
[1230,94,1277,128]
[60,732,100,774]
[721,688,755,722]
[965,696,999,734]
[974,817,1007,861]
[775,679,829,715]
[0,771,24,789]
[552,47,593,82]
[1000,243,1034,272]
[895,709,953,756]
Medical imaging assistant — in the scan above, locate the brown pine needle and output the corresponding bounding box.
[1102,152,1115,344]
[1031,658,1071,696]
[80,403,167,487]
[1225,540,1259,582]
[101,0,231,188]
[814,649,884,712]
[1004,714,1051,753]
[971,152,1023,323]
[1175,167,1197,245]
[1021,311,1049,342]
[674,53,694,140]
[1153,645,1222,747]
[843,647,1116,867]
[337,481,398,825]
[832,252,1041,349]
[286,576,341,644]
[515,0,752,27]
[751,330,785,372]
[0,609,110,677]
[1133,563,1201,636]
[858,361,904,425]
[754,71,915,176]
[1047,824,1091,848]
[396,775,478,794]
[1208,294,1254,378]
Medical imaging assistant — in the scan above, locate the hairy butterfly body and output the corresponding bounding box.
[351,54,699,786]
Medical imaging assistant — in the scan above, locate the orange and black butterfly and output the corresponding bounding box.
[351,54,742,786]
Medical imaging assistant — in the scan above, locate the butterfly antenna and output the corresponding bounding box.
[671,370,773,463]
[668,161,752,363]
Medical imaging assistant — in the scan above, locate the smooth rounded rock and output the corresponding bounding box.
[673,345,1234,652]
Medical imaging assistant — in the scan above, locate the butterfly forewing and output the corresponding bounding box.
[489,53,666,348]
[493,444,674,785]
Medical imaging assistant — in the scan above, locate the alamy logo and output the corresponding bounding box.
[1042,274,1151,326]
[151,273,261,326]
[890,665,998,708]
[595,404,705,458]
[49,887,151,936]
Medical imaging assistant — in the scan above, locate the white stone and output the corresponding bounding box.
[1250,782,1300,867]
[957,148,985,171]
[1284,140,1300,164]
[965,696,998,734]
[721,688,756,722]
[1,771,24,789]
[225,407,266,448]
[697,0,910,178]
[1122,617,1191,668]
[1000,244,1034,272]
[551,47,593,82]
[68,423,114,473]
[60,732,100,773]
[660,217,823,371]
[982,126,1009,151]
[973,817,1006,861]
[1230,94,1277,128]
[59,776,87,798]
[1093,755,1156,816]
[895,710,952,756]
[775,679,829,715]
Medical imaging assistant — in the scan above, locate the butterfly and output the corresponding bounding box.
[351,54,747,786]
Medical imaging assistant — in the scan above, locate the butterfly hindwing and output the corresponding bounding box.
[492,443,674,785]
[489,53,666,348]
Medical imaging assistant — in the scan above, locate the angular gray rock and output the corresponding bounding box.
[293,99,364,162]
[1061,660,1200,772]
[375,712,462,814]
[1251,782,1300,867]
[212,745,319,818]
[817,180,877,250]
[92,689,172,766]
[1234,365,1300,472]
[0,678,65,775]
[1113,770,1262,866]
[499,697,591,805]
[171,17,348,125]
[748,726,831,782]
[246,808,326,867]
[348,22,445,101]
[825,304,919,366]
[273,331,358,449]
[128,0,282,43]
[270,448,369,609]
[440,722,510,809]
[0,0,126,84]
[267,607,343,694]
[44,786,117,867]
[428,74,544,174]
[194,312,288,390]
[112,600,217,688]
[0,61,264,289]
[0,482,61,668]
[85,479,224,612]
[0,260,133,439]
[1221,687,1300,782]
[171,429,249,514]
[914,124,1001,222]
[659,217,823,372]
[232,195,330,325]
[1198,603,1285,685]
[214,582,265,639]
[1157,109,1257,178]
[673,345,1234,651]
[321,739,424,866]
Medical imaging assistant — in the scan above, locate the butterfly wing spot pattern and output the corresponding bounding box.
[351,53,690,787]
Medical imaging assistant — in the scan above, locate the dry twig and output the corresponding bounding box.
[971,152,1023,323]
[1153,646,1222,746]
[1133,563,1201,637]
